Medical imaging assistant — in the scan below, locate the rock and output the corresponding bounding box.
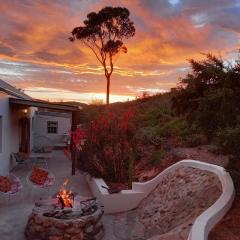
[43,219,55,228]
[34,216,43,224]
[71,234,83,240]
[55,221,69,229]
[25,200,104,240]
[49,236,63,240]
[49,228,62,236]
[73,219,86,228]
[85,225,94,233]
[63,233,72,239]
[81,209,104,224]
[33,224,43,232]
[93,229,105,240]
[66,227,81,234]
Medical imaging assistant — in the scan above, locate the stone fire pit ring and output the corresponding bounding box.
[25,196,104,240]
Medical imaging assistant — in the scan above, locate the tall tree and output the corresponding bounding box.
[69,6,135,105]
[171,52,240,139]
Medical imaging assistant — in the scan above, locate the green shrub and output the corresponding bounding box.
[185,133,207,147]
[171,52,240,141]
[156,118,195,138]
[136,117,199,146]
[217,126,240,155]
[136,126,157,144]
[137,107,171,127]
[150,149,165,165]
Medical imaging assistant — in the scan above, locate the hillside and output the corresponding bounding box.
[54,101,87,108]
[78,92,228,184]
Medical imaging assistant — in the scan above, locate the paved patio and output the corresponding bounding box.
[0,151,92,240]
[0,151,134,240]
[0,151,224,240]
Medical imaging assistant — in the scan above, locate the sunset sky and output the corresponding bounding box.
[0,0,239,103]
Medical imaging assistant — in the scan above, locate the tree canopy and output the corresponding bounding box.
[171,52,240,139]
[70,6,135,105]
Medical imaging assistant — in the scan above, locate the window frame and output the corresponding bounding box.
[47,121,58,134]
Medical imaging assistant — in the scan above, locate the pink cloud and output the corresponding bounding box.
[0,0,239,102]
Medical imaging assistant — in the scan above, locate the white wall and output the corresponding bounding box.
[0,93,28,174]
[187,160,235,240]
[87,160,234,217]
[87,160,234,240]
[33,113,71,148]
[29,107,37,151]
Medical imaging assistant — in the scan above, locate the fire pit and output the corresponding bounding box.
[25,180,104,240]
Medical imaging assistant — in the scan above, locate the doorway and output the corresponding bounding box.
[19,117,30,153]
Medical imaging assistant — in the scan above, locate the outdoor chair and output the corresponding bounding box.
[0,174,23,205]
[11,152,31,170]
[26,167,55,200]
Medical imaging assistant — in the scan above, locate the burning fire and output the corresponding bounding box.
[57,179,74,209]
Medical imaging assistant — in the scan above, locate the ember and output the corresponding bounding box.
[56,179,74,209]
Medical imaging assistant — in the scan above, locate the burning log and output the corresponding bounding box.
[58,195,67,209]
[34,182,98,220]
[56,179,74,209]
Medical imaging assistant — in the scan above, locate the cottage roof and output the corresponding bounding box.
[0,79,81,112]
[9,98,80,112]
[0,79,32,100]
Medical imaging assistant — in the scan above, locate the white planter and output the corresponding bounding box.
[85,175,146,213]
[85,159,235,240]
[186,160,235,240]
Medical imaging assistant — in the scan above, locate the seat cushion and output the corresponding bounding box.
[0,176,11,192]
[30,167,49,185]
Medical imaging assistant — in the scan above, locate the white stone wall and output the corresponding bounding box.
[86,160,235,240]
[33,113,71,148]
[137,165,222,238]
[187,160,235,240]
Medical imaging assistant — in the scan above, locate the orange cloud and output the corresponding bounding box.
[0,0,239,103]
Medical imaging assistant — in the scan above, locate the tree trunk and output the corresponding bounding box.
[106,75,110,105]
[71,111,79,175]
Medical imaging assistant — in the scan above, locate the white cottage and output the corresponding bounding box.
[33,111,72,150]
[0,79,80,175]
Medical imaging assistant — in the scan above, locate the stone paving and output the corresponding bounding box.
[0,152,222,240]
[103,166,222,240]
[0,151,92,240]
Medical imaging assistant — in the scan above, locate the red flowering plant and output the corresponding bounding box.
[79,108,137,185]
[63,127,88,176]
[64,127,87,157]
[71,128,87,151]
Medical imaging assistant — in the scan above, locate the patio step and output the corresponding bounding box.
[53,143,67,150]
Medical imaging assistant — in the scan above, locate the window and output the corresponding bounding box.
[0,116,2,152]
[47,121,58,134]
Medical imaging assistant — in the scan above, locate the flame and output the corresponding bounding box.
[57,179,73,208]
